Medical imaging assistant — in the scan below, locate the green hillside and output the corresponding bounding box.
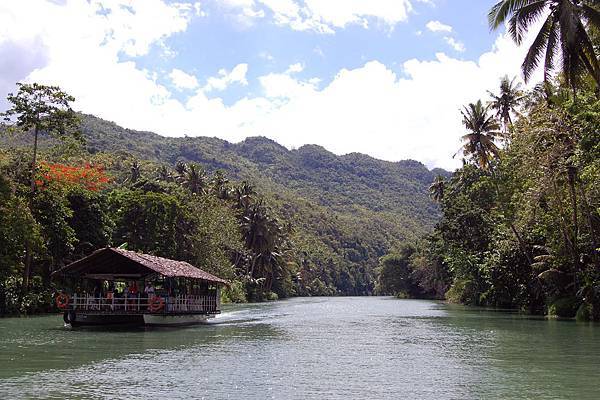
[80,115,443,257]
[80,114,441,227]
[1,113,445,297]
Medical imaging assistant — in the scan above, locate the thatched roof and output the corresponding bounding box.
[56,247,228,284]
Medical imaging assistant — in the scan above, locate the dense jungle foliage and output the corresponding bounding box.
[376,0,600,321]
[0,84,442,314]
[3,0,599,322]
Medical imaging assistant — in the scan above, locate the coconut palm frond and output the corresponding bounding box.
[490,0,600,88]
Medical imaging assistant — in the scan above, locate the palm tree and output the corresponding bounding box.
[459,100,501,171]
[241,201,284,294]
[488,75,525,134]
[488,0,600,89]
[182,163,207,195]
[175,160,187,177]
[129,160,141,183]
[235,181,256,211]
[429,176,446,202]
[459,100,533,264]
[210,170,231,200]
[156,165,173,182]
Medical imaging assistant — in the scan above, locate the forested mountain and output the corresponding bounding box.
[0,111,444,311]
[78,114,444,293]
[78,114,441,230]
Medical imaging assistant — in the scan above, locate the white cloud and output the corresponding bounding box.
[204,63,249,91]
[444,36,465,52]
[220,0,265,27]
[194,2,207,17]
[220,0,425,33]
[0,0,197,119]
[426,20,464,52]
[1,0,545,171]
[169,68,199,90]
[426,20,452,33]
[258,51,275,61]
[246,33,538,170]
[259,72,317,99]
[300,0,415,29]
[313,46,325,57]
[286,63,304,74]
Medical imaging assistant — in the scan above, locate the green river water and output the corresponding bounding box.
[0,297,598,399]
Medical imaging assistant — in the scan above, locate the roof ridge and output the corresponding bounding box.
[107,247,227,284]
[138,251,195,268]
[118,248,167,271]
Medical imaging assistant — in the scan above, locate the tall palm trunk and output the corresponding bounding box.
[491,170,533,265]
[567,166,579,270]
[578,185,599,265]
[0,281,6,315]
[552,179,580,272]
[509,222,533,265]
[22,125,39,293]
[30,126,39,193]
[265,271,274,294]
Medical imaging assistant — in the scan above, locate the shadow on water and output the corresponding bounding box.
[0,309,286,379]
[443,302,600,325]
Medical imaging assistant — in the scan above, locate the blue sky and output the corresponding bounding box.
[0,0,541,169]
[137,0,497,105]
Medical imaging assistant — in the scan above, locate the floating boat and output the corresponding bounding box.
[53,247,228,327]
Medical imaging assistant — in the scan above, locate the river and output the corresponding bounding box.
[0,297,598,399]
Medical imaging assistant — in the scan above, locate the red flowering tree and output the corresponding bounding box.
[1,83,79,291]
[35,162,110,192]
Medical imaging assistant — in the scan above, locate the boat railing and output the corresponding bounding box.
[68,294,219,313]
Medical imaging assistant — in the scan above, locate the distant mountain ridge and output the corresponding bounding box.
[1,113,449,294]
[79,114,446,230]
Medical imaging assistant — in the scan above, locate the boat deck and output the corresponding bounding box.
[68,294,220,315]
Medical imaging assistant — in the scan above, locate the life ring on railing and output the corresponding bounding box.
[56,293,70,310]
[148,296,165,313]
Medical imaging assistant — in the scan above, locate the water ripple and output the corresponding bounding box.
[1,297,599,399]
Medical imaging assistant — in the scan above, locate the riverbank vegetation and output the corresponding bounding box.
[3,1,599,322]
[0,94,293,313]
[0,81,442,314]
[376,0,600,320]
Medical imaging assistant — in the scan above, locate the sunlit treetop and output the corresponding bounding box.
[1,82,80,139]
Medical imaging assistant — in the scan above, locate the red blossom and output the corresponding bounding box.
[36,162,111,192]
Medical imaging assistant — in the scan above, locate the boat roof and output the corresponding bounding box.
[55,247,228,285]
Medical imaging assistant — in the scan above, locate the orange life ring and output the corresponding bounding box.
[148,296,165,312]
[56,293,70,309]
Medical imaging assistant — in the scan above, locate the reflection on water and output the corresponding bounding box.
[1,297,599,399]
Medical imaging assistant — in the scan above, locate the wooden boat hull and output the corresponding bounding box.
[65,311,217,327]
[68,312,144,327]
[142,313,214,326]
